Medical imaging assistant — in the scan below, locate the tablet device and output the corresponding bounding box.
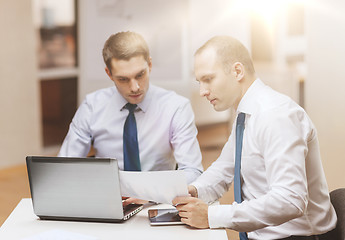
[148,208,185,225]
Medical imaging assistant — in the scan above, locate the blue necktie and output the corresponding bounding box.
[234,112,248,240]
[123,103,141,171]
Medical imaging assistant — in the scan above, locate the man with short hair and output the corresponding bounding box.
[173,36,337,240]
[59,31,203,185]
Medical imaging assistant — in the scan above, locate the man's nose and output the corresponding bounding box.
[129,79,140,92]
[199,84,210,97]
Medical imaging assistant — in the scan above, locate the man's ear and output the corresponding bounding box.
[105,67,113,80]
[148,57,153,73]
[232,62,245,81]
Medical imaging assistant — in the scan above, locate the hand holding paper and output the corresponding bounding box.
[119,170,188,204]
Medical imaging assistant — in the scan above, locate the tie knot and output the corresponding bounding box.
[125,103,137,113]
[237,112,245,126]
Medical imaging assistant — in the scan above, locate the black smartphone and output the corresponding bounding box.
[148,208,185,225]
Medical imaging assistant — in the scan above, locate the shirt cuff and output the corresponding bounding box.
[208,204,235,229]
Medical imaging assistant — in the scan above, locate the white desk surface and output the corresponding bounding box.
[0,199,227,240]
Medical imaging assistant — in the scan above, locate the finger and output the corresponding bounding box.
[178,211,190,218]
[176,202,198,213]
[180,217,190,225]
[172,196,194,206]
[177,203,195,213]
[123,198,138,207]
[122,201,130,207]
[133,199,149,205]
[124,198,148,205]
[172,196,183,206]
[188,185,198,198]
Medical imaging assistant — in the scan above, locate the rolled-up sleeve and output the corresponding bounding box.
[58,100,92,157]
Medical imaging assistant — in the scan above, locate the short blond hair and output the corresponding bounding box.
[195,36,255,75]
[102,31,150,73]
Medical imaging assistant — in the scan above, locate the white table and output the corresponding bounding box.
[0,199,227,240]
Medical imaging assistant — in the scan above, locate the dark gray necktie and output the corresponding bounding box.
[123,103,141,171]
[234,112,248,240]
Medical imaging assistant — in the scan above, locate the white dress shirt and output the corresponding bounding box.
[192,79,337,239]
[58,84,203,184]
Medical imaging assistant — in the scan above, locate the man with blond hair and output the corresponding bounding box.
[173,36,337,240]
[59,31,203,188]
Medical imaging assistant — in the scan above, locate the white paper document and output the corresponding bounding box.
[21,229,98,240]
[119,170,188,204]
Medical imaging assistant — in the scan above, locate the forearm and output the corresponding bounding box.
[191,160,233,203]
[208,188,305,231]
[181,167,203,184]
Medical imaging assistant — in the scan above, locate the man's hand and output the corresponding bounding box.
[188,185,198,198]
[122,197,148,207]
[172,196,209,229]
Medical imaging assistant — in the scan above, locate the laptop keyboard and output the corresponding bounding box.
[123,204,143,220]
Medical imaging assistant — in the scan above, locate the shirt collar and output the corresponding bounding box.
[237,78,265,116]
[114,88,128,112]
[136,84,152,113]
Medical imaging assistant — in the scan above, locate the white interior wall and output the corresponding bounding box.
[0,0,42,169]
[189,0,251,125]
[78,0,251,126]
[78,0,190,99]
[306,0,345,190]
[250,3,302,106]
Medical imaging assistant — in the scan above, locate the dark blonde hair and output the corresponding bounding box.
[195,36,255,75]
[102,31,150,73]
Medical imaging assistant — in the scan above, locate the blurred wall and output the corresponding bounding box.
[77,0,251,126]
[77,0,190,101]
[0,0,42,169]
[306,0,345,190]
[189,0,251,125]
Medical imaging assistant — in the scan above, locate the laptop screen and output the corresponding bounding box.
[26,156,134,222]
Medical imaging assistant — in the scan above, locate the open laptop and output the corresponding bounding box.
[26,156,143,222]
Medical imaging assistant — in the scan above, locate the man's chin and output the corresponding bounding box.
[213,104,226,112]
[128,95,145,104]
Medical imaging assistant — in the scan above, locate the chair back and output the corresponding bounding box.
[321,188,345,240]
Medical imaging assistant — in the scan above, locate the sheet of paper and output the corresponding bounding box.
[21,229,98,240]
[119,170,188,204]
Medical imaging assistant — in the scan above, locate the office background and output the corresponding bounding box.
[0,0,344,194]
